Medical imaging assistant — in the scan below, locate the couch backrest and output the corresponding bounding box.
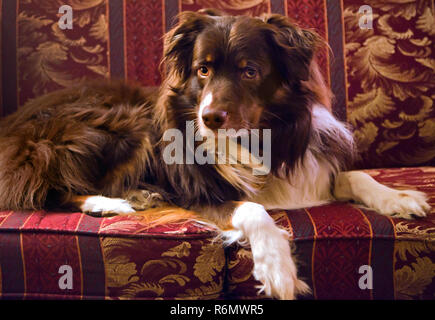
[1,0,434,169]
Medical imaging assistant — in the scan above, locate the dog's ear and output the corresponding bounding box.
[262,14,321,82]
[162,11,213,82]
[261,15,324,176]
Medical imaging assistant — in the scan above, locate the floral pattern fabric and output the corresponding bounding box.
[344,0,435,168]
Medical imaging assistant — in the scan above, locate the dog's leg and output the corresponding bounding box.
[71,190,168,217]
[217,201,310,300]
[71,195,135,217]
[334,171,431,219]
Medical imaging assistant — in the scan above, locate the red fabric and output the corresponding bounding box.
[286,0,329,82]
[125,0,163,86]
[342,0,435,168]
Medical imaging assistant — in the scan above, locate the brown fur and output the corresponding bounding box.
[0,81,156,210]
[0,11,350,219]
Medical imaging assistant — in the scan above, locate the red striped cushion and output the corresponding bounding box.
[0,167,434,299]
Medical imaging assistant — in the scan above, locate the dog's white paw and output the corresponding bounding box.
[230,202,310,300]
[251,228,310,300]
[371,189,431,219]
[335,172,431,220]
[81,196,135,216]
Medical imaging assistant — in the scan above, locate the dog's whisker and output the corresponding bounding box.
[263,110,286,124]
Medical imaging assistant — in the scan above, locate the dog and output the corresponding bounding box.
[0,10,430,299]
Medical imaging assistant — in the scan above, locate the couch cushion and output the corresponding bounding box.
[0,167,433,299]
[0,210,224,299]
[227,167,435,299]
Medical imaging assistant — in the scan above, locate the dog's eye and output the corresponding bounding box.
[242,67,258,80]
[197,66,210,78]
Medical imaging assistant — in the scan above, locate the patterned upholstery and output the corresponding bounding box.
[343,0,435,168]
[0,0,434,299]
[0,167,434,299]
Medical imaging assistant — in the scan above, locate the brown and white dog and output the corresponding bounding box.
[0,10,430,299]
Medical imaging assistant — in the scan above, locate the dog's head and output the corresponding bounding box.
[161,10,330,175]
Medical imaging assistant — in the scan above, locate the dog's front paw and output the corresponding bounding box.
[230,202,311,300]
[372,189,431,219]
[124,190,166,210]
[251,228,310,300]
[81,196,135,216]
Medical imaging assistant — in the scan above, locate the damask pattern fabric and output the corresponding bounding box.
[17,0,109,106]
[344,0,435,168]
[0,167,434,299]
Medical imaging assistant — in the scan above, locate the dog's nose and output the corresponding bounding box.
[202,108,228,129]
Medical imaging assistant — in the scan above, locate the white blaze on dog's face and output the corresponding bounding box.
[185,17,287,136]
[198,92,252,138]
[198,92,214,136]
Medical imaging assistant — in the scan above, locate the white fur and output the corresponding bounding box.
[81,196,135,215]
[311,105,354,146]
[236,104,430,300]
[249,105,352,210]
[334,171,431,219]
[250,152,334,209]
[198,92,213,136]
[223,202,310,299]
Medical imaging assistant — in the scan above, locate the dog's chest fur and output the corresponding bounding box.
[249,155,335,210]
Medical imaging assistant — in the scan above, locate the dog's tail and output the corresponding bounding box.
[0,136,55,210]
[0,134,98,210]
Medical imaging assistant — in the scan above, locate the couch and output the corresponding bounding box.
[0,0,434,299]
